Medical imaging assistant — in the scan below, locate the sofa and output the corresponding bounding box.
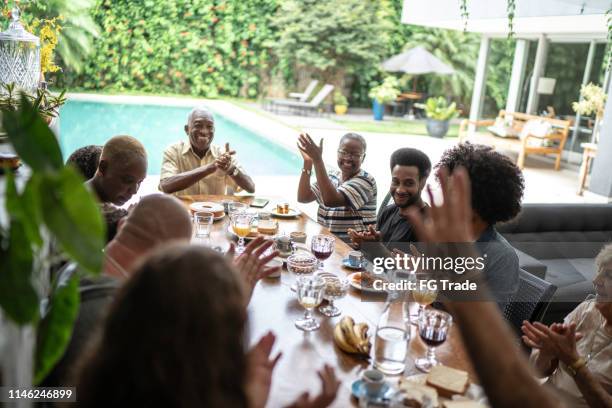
[497,203,612,324]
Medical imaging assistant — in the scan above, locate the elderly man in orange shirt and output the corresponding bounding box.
[159,107,255,196]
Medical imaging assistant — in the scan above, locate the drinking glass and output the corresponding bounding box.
[228,202,248,216]
[415,309,452,372]
[410,273,438,324]
[295,275,325,331]
[318,275,349,317]
[194,211,213,238]
[311,234,335,272]
[231,212,255,254]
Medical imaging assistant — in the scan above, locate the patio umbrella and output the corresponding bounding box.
[381,46,454,90]
[382,46,454,74]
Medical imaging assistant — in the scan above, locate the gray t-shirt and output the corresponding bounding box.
[477,226,520,308]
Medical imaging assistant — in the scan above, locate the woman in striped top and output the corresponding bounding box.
[297,132,377,242]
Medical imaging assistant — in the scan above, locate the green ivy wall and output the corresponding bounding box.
[60,0,279,98]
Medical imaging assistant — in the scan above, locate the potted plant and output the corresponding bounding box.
[0,83,66,124]
[1,96,105,390]
[572,82,607,142]
[333,91,348,115]
[415,97,459,138]
[368,77,400,121]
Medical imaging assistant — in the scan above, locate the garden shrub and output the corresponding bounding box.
[59,0,279,98]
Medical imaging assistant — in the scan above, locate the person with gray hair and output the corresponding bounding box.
[297,132,377,242]
[159,106,255,195]
[522,242,612,408]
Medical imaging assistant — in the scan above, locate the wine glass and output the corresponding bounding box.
[318,275,349,317]
[310,234,335,272]
[410,273,438,324]
[415,309,452,372]
[231,211,255,255]
[295,275,325,331]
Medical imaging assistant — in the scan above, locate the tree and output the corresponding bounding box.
[483,38,515,116]
[401,27,478,111]
[273,0,394,90]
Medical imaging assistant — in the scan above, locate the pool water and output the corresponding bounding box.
[59,101,302,176]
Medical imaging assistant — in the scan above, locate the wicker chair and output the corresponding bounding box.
[503,269,556,337]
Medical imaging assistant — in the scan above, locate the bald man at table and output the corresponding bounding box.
[159,107,255,196]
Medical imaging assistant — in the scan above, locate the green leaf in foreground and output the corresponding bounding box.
[2,94,63,172]
[34,274,80,385]
[0,219,39,324]
[39,166,105,275]
[5,170,43,247]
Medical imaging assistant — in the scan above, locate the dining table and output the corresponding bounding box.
[180,194,478,407]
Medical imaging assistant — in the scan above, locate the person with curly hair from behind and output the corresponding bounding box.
[66,145,102,180]
[435,143,525,308]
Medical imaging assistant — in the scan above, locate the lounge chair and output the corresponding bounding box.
[288,80,319,102]
[269,84,334,116]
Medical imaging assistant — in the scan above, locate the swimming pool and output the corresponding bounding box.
[59,100,302,176]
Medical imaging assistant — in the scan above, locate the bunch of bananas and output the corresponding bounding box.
[333,316,371,357]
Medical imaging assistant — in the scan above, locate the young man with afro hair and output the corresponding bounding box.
[436,143,525,308]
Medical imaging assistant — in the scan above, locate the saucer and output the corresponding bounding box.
[342,258,364,270]
[277,250,294,259]
[271,208,300,218]
[350,379,393,401]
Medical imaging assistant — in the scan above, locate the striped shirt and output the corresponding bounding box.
[311,169,377,238]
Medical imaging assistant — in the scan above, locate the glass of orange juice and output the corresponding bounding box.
[231,212,255,254]
[409,273,438,324]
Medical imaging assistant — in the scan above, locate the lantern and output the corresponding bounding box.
[0,7,41,94]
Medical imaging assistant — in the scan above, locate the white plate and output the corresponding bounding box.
[271,208,300,218]
[347,272,388,294]
[277,243,310,258]
[400,374,488,406]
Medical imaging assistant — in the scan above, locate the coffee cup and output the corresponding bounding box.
[275,235,294,254]
[348,251,364,267]
[361,369,385,398]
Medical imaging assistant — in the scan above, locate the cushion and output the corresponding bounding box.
[507,239,608,260]
[520,119,552,138]
[539,258,596,324]
[540,258,596,289]
[487,117,519,138]
[520,119,553,147]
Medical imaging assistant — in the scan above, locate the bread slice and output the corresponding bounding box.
[426,365,469,398]
[397,381,439,407]
[257,225,278,235]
